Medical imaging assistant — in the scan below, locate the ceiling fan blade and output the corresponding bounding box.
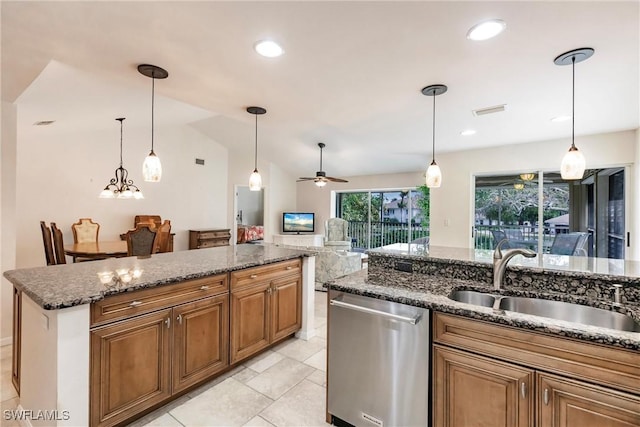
[325,176,349,183]
[296,177,316,182]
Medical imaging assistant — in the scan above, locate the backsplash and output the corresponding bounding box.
[367,252,640,305]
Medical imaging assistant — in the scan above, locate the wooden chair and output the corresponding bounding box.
[155,220,172,253]
[72,218,100,243]
[124,224,158,256]
[40,221,56,266]
[50,222,67,265]
[134,215,162,229]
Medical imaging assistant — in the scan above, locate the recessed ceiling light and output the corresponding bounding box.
[551,115,571,123]
[254,40,284,58]
[460,129,476,136]
[467,19,506,41]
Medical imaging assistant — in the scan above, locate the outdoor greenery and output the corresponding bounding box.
[475,185,568,225]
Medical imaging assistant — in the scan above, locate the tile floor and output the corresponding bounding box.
[0,291,331,427]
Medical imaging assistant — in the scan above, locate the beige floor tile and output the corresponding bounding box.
[314,316,327,328]
[243,350,284,373]
[233,367,259,383]
[0,375,18,402]
[273,337,326,362]
[140,413,183,427]
[305,369,326,387]
[260,380,329,427]
[0,398,21,427]
[314,324,327,339]
[245,358,314,400]
[242,415,275,427]
[126,395,190,427]
[170,378,272,427]
[186,365,245,399]
[303,349,326,372]
[0,345,12,361]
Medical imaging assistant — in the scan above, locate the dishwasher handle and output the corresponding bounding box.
[330,297,422,325]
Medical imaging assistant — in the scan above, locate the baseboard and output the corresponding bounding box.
[295,329,316,340]
[0,336,12,347]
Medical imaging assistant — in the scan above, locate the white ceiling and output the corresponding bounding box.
[3,1,639,179]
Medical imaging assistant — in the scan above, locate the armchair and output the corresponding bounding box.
[324,218,351,251]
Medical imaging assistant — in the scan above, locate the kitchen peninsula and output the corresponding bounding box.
[4,244,316,427]
[327,245,640,426]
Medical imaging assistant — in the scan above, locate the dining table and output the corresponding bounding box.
[64,240,128,262]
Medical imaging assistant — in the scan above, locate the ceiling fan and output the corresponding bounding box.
[297,143,348,187]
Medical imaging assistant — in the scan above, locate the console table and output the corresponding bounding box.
[188,228,231,249]
[273,234,324,247]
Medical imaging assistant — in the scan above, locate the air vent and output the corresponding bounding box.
[472,104,507,117]
[195,158,205,165]
[33,120,55,126]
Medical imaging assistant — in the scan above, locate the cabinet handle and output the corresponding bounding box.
[250,274,258,279]
[543,388,549,405]
[176,314,182,324]
[267,287,272,294]
[129,301,143,307]
[286,266,292,270]
[521,382,527,399]
[165,318,171,329]
[200,285,210,290]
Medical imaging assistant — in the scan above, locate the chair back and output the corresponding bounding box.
[155,220,172,253]
[325,218,349,242]
[50,222,67,265]
[72,218,100,243]
[490,229,511,249]
[134,215,162,229]
[549,232,587,256]
[125,225,158,256]
[40,221,56,266]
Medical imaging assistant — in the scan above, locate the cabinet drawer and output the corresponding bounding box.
[91,274,228,327]
[231,259,301,290]
[433,313,640,396]
[199,231,229,240]
[198,240,219,248]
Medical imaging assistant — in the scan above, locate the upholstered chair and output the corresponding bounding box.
[124,225,157,256]
[324,218,351,251]
[72,218,100,243]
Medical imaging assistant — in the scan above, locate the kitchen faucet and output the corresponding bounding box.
[493,239,537,290]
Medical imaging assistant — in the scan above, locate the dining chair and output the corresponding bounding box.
[490,229,510,249]
[124,224,158,256]
[72,218,100,243]
[155,220,172,253]
[50,222,67,265]
[550,232,590,256]
[40,221,56,266]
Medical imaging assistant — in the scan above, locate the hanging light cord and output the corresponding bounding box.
[254,113,258,171]
[319,145,323,171]
[118,118,124,167]
[571,55,575,149]
[151,73,155,154]
[432,92,436,163]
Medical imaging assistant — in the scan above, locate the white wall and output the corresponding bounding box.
[15,122,229,268]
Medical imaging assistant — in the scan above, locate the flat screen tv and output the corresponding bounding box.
[282,212,315,234]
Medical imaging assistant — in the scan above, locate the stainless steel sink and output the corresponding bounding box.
[449,290,495,308]
[499,296,640,333]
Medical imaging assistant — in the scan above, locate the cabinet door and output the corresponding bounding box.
[90,309,172,427]
[537,372,640,427]
[433,345,534,427]
[230,282,271,364]
[172,294,229,393]
[12,286,21,395]
[271,274,302,342]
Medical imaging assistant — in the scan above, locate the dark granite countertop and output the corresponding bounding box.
[4,244,315,310]
[329,269,640,351]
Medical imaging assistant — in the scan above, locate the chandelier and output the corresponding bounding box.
[99,118,144,199]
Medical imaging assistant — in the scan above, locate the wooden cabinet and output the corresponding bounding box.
[90,274,229,427]
[433,313,640,427]
[12,286,21,395]
[230,259,302,364]
[189,228,231,249]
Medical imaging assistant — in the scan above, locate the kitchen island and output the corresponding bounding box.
[4,244,316,427]
[327,245,640,426]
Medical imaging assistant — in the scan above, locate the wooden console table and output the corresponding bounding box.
[189,228,231,249]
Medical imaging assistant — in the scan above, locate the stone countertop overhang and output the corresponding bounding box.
[4,244,316,310]
[328,268,640,351]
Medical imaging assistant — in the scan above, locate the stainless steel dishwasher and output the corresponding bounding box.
[328,290,431,427]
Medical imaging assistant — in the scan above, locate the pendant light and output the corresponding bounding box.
[554,48,594,180]
[421,84,447,188]
[247,106,266,191]
[138,64,168,182]
[99,118,143,199]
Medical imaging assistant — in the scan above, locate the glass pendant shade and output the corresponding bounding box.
[560,146,586,180]
[249,169,262,191]
[143,152,162,182]
[426,161,442,188]
[315,180,327,187]
[99,189,115,199]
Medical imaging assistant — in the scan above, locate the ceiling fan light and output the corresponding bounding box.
[249,169,262,191]
[143,152,162,182]
[560,146,586,180]
[426,161,442,188]
[315,180,327,188]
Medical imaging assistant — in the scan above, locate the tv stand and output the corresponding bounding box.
[273,234,324,247]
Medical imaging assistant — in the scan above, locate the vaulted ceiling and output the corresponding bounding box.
[3,1,638,178]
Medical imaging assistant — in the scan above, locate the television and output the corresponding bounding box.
[282,212,315,234]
